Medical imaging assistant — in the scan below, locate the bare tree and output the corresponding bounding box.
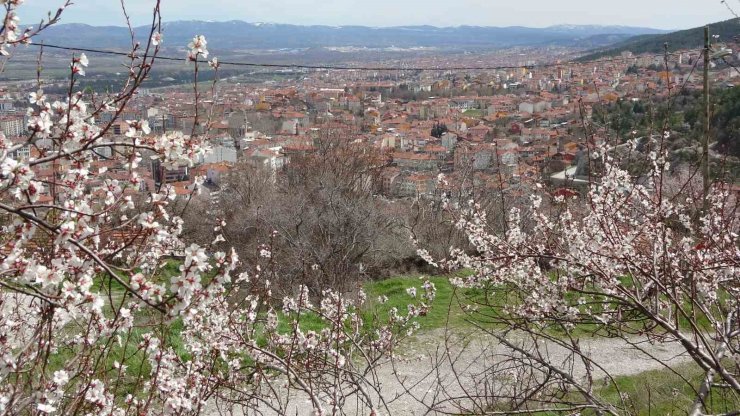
[215,134,413,296]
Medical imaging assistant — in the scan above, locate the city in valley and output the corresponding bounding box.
[3,37,738,210]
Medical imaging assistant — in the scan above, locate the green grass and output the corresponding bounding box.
[596,362,740,416]
[92,272,130,294]
[45,315,187,400]
[361,273,506,332]
[363,276,457,330]
[92,262,474,334]
[44,261,192,400]
[275,310,327,335]
[487,361,739,415]
[92,260,183,295]
[265,276,461,340]
[89,263,730,349]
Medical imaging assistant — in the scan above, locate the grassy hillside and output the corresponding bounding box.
[578,18,739,60]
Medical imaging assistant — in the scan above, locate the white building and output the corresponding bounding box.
[201,145,238,164]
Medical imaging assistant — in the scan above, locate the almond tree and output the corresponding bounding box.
[0,2,432,415]
[421,139,739,414]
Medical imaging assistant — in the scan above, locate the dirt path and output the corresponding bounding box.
[210,328,692,416]
[374,329,690,415]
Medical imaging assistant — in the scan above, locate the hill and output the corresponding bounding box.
[34,21,667,51]
[578,18,739,60]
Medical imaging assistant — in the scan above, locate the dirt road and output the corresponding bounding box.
[210,328,691,415]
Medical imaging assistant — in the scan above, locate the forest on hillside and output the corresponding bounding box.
[592,86,740,178]
[579,18,739,60]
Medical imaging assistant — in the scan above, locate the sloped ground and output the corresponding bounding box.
[213,328,691,415]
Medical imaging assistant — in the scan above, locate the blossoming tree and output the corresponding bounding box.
[417,135,739,414]
[0,2,434,415]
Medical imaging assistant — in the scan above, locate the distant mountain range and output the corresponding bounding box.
[34,21,669,51]
[578,18,739,60]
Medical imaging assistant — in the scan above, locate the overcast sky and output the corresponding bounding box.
[21,0,734,29]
